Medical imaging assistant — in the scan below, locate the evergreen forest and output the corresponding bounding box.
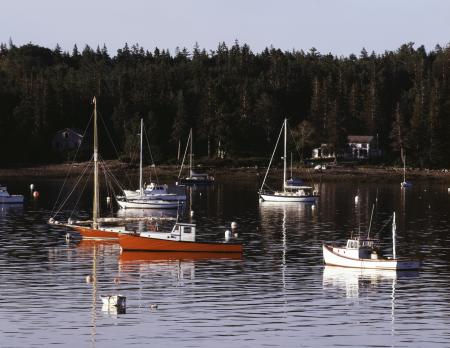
[1,40,450,168]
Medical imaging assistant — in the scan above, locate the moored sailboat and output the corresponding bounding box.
[258,119,318,203]
[178,129,214,185]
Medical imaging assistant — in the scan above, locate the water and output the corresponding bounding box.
[1,177,450,347]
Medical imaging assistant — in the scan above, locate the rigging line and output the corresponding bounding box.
[51,111,94,215]
[377,215,394,235]
[178,131,191,180]
[99,157,125,194]
[288,126,317,187]
[259,121,285,192]
[52,159,93,218]
[69,163,93,220]
[143,125,159,184]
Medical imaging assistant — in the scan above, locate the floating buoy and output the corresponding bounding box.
[101,295,126,308]
[86,275,94,283]
[190,210,194,217]
[311,204,316,210]
[150,304,158,310]
[29,184,34,193]
[65,232,71,241]
[106,196,111,203]
[33,191,40,198]
[354,195,359,204]
[231,221,238,230]
[225,230,231,240]
[113,277,120,284]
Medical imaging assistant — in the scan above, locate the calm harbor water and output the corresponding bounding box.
[1,177,450,347]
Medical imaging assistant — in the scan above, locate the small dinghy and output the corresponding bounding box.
[323,212,420,271]
[101,294,126,308]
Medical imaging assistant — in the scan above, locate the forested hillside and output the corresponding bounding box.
[1,40,449,167]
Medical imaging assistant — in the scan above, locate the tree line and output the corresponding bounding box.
[1,40,449,167]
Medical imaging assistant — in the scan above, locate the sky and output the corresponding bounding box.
[1,0,449,57]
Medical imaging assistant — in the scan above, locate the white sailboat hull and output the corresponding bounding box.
[323,245,420,270]
[0,195,24,204]
[259,193,318,203]
[117,199,181,209]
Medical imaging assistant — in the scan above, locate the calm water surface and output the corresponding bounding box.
[1,177,450,347]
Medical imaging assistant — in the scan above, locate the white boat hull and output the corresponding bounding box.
[0,195,24,204]
[117,199,181,209]
[259,193,318,203]
[323,245,420,270]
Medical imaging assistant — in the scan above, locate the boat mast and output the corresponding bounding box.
[189,128,193,176]
[139,118,143,195]
[283,119,287,191]
[92,97,99,229]
[403,154,406,184]
[392,211,397,259]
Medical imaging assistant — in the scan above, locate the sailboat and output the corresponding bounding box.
[259,119,318,203]
[178,129,214,185]
[322,212,420,270]
[49,97,127,240]
[116,119,185,209]
[400,154,412,188]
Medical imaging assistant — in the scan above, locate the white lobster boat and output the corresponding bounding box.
[258,119,318,203]
[323,212,420,271]
[0,185,24,204]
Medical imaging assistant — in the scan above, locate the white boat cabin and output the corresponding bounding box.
[140,222,196,242]
[332,238,379,260]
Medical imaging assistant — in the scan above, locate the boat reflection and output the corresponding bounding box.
[116,207,179,219]
[120,251,242,263]
[322,265,418,299]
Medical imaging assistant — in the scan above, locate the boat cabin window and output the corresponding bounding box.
[182,226,192,234]
[346,240,359,249]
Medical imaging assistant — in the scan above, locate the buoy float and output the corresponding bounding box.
[190,210,194,217]
[150,304,158,310]
[106,196,111,203]
[33,191,40,198]
[231,221,238,230]
[65,233,71,241]
[86,275,94,283]
[225,230,231,240]
[29,184,34,193]
[354,195,359,204]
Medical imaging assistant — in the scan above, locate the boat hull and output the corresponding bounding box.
[0,195,24,204]
[119,234,243,253]
[117,199,181,209]
[180,178,214,185]
[259,193,318,203]
[323,245,420,270]
[71,225,120,240]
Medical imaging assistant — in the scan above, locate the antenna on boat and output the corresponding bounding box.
[367,203,375,239]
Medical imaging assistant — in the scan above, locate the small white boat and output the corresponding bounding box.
[124,183,186,201]
[101,294,126,308]
[0,185,24,204]
[258,119,318,203]
[323,212,420,270]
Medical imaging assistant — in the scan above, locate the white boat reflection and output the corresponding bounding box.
[259,201,315,222]
[116,207,179,219]
[322,265,418,298]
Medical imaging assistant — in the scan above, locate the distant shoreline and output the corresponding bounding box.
[1,160,450,183]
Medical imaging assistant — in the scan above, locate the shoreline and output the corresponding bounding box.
[1,161,450,182]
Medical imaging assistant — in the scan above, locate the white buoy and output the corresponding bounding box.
[311,204,316,210]
[231,221,238,230]
[106,196,111,203]
[65,232,71,241]
[448,188,450,193]
[354,195,359,204]
[30,184,34,193]
[190,210,194,217]
[86,275,94,283]
[150,304,158,310]
[175,181,179,186]
[225,230,231,241]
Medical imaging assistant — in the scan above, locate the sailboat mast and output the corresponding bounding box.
[403,154,406,183]
[139,118,143,195]
[392,212,397,259]
[92,97,99,229]
[283,119,287,191]
[189,128,193,175]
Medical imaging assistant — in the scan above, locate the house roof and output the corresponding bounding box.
[347,135,374,144]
